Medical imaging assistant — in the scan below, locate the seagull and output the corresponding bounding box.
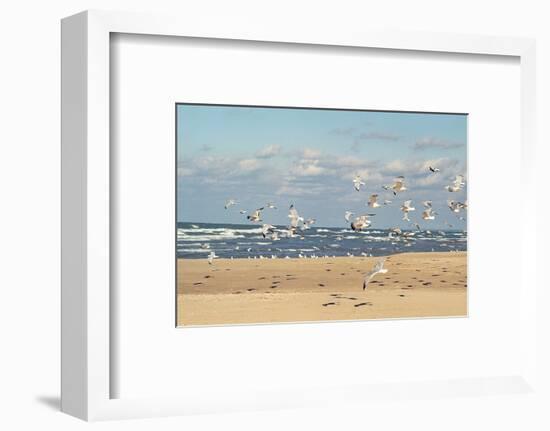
[351,214,376,231]
[422,207,436,220]
[367,194,381,208]
[389,176,407,195]
[271,231,280,241]
[389,227,402,238]
[224,199,237,209]
[422,200,433,208]
[353,175,366,191]
[246,207,264,222]
[239,209,247,214]
[207,251,218,265]
[302,218,316,230]
[266,202,278,209]
[445,175,465,192]
[400,200,416,221]
[383,199,392,205]
[283,226,298,238]
[200,243,210,249]
[344,211,354,222]
[447,200,467,213]
[261,224,276,238]
[363,258,388,290]
[288,204,304,228]
[429,166,440,173]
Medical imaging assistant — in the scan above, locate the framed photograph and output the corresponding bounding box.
[61,10,539,421]
[176,103,468,326]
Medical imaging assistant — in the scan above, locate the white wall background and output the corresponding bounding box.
[0,0,548,430]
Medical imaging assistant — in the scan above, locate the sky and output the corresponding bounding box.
[177,104,467,229]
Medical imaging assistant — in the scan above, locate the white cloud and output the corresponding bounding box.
[290,159,325,176]
[255,144,282,158]
[301,148,322,159]
[238,158,262,172]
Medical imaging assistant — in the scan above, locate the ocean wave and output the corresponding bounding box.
[177,227,262,235]
[178,234,246,242]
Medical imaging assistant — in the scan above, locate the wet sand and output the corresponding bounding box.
[177,252,467,326]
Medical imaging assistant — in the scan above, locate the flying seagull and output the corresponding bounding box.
[389,176,407,195]
[224,199,237,209]
[429,166,440,173]
[288,204,304,228]
[445,175,465,192]
[207,251,218,265]
[261,224,276,238]
[353,175,366,192]
[283,226,298,238]
[344,211,354,222]
[363,258,388,290]
[389,227,402,238]
[400,200,416,222]
[422,207,436,220]
[239,209,247,214]
[367,194,381,208]
[266,202,278,209]
[447,200,467,213]
[246,207,264,223]
[351,214,376,231]
[302,218,316,230]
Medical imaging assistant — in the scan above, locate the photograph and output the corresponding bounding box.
[176,104,467,326]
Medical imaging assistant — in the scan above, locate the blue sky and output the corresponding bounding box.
[177,104,467,229]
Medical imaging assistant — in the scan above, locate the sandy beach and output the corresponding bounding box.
[177,251,467,326]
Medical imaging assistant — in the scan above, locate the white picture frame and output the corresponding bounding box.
[61,9,538,421]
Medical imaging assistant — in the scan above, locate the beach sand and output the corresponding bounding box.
[177,252,467,326]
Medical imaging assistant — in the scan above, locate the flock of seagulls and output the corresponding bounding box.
[216,165,467,290]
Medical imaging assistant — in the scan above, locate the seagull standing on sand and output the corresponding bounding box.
[353,175,366,192]
[246,207,264,223]
[363,258,388,290]
[224,199,237,209]
[400,200,415,221]
[367,194,381,208]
